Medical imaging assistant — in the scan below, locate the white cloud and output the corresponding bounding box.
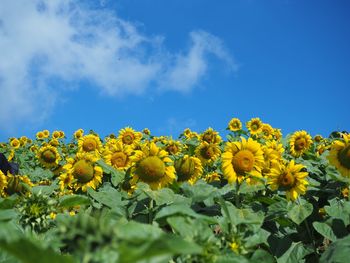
[0,0,236,131]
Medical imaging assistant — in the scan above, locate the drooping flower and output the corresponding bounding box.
[129,142,175,190]
[195,142,221,165]
[328,134,350,177]
[174,155,203,184]
[289,130,313,157]
[222,137,264,184]
[267,160,308,201]
[200,128,222,144]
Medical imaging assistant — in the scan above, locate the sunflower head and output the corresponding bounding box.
[289,130,313,157]
[228,118,242,132]
[200,128,221,144]
[118,127,142,148]
[267,160,308,201]
[195,142,221,165]
[10,138,21,149]
[130,142,175,190]
[74,129,84,139]
[174,155,202,184]
[222,137,264,184]
[37,145,61,168]
[246,118,263,135]
[78,134,102,155]
[328,134,350,177]
[52,131,61,139]
[260,124,274,140]
[164,140,182,155]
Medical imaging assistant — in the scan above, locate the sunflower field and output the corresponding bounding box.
[0,118,350,263]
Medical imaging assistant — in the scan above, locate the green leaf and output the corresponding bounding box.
[320,234,350,263]
[58,194,91,208]
[87,186,123,209]
[140,185,190,206]
[31,181,58,196]
[0,238,75,263]
[116,221,163,241]
[312,222,337,242]
[0,210,18,222]
[250,249,275,263]
[324,199,350,225]
[277,242,313,263]
[96,159,125,186]
[287,202,313,225]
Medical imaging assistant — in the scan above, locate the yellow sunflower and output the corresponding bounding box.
[289,130,313,157]
[222,137,264,184]
[200,128,222,144]
[328,134,350,177]
[129,142,175,190]
[174,155,203,184]
[60,152,103,192]
[118,127,142,148]
[267,160,308,201]
[36,131,45,140]
[4,174,34,196]
[205,172,221,183]
[78,134,102,155]
[273,128,283,141]
[43,130,50,138]
[142,128,151,135]
[260,124,274,140]
[164,140,182,155]
[10,138,21,149]
[228,118,242,132]
[183,128,200,140]
[261,143,284,176]
[74,129,84,139]
[0,170,7,197]
[19,136,28,146]
[52,131,61,139]
[103,141,133,170]
[246,118,263,135]
[37,145,61,168]
[195,142,221,165]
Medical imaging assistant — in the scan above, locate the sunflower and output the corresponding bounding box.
[4,174,34,196]
[60,152,103,192]
[37,145,61,168]
[289,130,313,157]
[129,142,175,190]
[0,170,7,197]
[267,160,308,201]
[74,129,84,139]
[228,118,242,132]
[204,172,221,183]
[142,128,151,135]
[43,130,50,138]
[52,131,61,139]
[246,118,263,135]
[164,140,182,155]
[261,143,284,176]
[183,128,200,140]
[260,124,274,140]
[78,134,102,156]
[10,138,21,149]
[273,128,283,141]
[200,128,222,144]
[174,155,203,184]
[195,142,221,165]
[103,141,133,170]
[19,136,28,146]
[328,134,350,177]
[36,131,45,140]
[118,127,142,148]
[222,137,264,184]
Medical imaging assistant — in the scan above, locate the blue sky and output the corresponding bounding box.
[0,0,349,141]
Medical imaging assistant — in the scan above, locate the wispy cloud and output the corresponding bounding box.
[0,0,236,131]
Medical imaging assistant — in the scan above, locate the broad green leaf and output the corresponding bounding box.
[0,238,75,263]
[87,186,123,209]
[312,222,337,242]
[96,160,125,186]
[116,221,163,241]
[320,234,350,263]
[277,242,313,263]
[0,210,18,222]
[250,249,275,263]
[324,199,350,225]
[58,194,91,208]
[287,202,313,225]
[31,181,58,196]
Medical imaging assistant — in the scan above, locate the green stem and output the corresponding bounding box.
[148,198,154,224]
[235,181,240,207]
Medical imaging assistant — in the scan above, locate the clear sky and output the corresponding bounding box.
[0,0,349,141]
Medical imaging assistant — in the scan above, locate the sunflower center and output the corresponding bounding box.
[200,145,216,160]
[338,145,350,169]
[278,172,295,189]
[166,145,179,155]
[294,138,307,151]
[82,138,97,152]
[111,152,128,168]
[232,150,255,174]
[41,149,56,163]
[73,160,94,183]
[175,158,196,182]
[122,133,135,145]
[203,133,214,143]
[251,123,259,131]
[137,156,165,183]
